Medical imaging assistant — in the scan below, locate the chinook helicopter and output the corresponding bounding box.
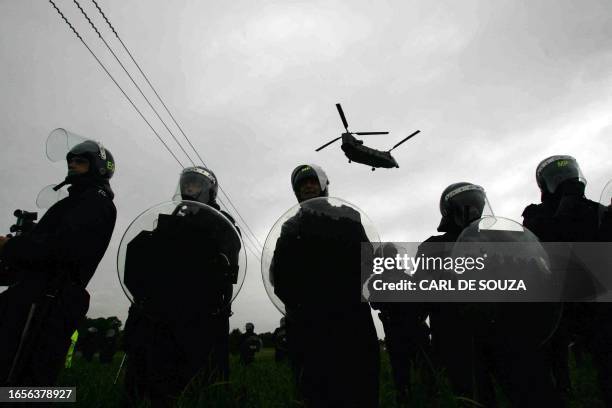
[316,104,421,171]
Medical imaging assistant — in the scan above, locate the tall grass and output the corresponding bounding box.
[57,348,604,407]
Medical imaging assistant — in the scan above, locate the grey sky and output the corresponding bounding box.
[1,0,610,334]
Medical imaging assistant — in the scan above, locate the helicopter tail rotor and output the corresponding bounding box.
[388,130,421,152]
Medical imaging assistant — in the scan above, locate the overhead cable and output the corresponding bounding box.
[50,0,263,262]
[72,0,196,167]
[48,0,185,169]
[89,0,265,253]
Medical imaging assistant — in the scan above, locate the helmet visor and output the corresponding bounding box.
[446,186,494,228]
[292,164,328,192]
[537,156,586,194]
[69,141,105,158]
[46,128,88,162]
[175,173,216,203]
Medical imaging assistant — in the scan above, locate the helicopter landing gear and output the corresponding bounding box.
[371,167,376,171]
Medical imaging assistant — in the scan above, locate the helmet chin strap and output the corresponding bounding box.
[53,171,99,192]
[53,172,79,191]
[53,180,69,191]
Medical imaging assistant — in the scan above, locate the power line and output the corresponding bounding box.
[72,0,196,167]
[89,0,266,254]
[48,0,185,169]
[50,0,264,263]
[242,237,263,266]
[219,194,263,263]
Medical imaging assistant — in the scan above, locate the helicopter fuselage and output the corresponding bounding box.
[340,133,399,169]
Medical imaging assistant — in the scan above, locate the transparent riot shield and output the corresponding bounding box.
[45,128,88,162]
[600,179,612,232]
[261,196,380,315]
[39,128,95,208]
[36,185,69,209]
[453,216,557,298]
[452,216,562,345]
[595,180,612,301]
[117,200,246,316]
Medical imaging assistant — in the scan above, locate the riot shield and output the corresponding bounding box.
[36,185,68,209]
[117,200,246,317]
[261,196,380,315]
[39,128,98,208]
[600,179,612,237]
[452,216,562,345]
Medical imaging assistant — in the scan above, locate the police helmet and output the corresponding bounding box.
[291,164,329,202]
[66,140,115,180]
[438,182,492,232]
[536,155,586,195]
[179,166,218,204]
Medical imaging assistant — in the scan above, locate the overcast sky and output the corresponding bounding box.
[1,0,610,335]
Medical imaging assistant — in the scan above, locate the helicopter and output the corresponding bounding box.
[316,104,421,171]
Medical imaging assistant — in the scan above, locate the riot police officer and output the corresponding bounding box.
[522,155,612,405]
[239,322,262,365]
[270,164,380,408]
[122,166,241,407]
[523,155,600,242]
[420,182,561,407]
[418,182,497,406]
[0,138,117,385]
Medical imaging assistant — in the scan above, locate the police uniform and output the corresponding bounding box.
[122,167,240,407]
[522,158,611,406]
[271,166,380,408]
[0,179,116,385]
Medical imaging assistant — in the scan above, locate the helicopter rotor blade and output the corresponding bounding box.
[315,136,342,152]
[354,131,389,135]
[388,130,421,152]
[336,103,349,132]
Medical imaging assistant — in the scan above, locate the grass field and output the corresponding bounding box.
[57,348,605,407]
